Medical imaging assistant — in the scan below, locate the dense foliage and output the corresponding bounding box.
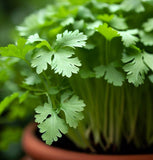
[0,0,153,153]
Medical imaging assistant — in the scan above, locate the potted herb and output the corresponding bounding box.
[0,0,153,159]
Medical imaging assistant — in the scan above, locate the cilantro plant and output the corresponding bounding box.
[0,0,153,153]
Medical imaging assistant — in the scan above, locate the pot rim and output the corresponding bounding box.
[22,123,153,160]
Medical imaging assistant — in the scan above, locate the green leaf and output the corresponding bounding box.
[31,50,52,74]
[143,18,153,32]
[36,41,52,50]
[35,103,68,145]
[27,33,44,44]
[51,49,81,77]
[61,92,85,128]
[31,47,81,77]
[55,30,87,49]
[61,17,74,26]
[27,33,52,50]
[122,52,149,86]
[143,52,153,71]
[139,31,153,46]
[78,6,95,20]
[79,69,95,78]
[0,93,19,115]
[148,74,153,83]
[16,14,40,36]
[68,0,89,5]
[39,114,68,145]
[16,6,55,36]
[0,38,33,60]
[84,43,95,50]
[24,74,41,85]
[86,21,102,30]
[97,14,114,22]
[104,65,125,86]
[35,103,53,123]
[96,23,119,41]
[73,20,85,30]
[119,29,139,47]
[120,0,145,13]
[108,4,120,12]
[48,87,60,95]
[110,15,128,30]
[94,65,106,78]
[94,65,125,86]
[19,91,29,104]
[88,0,108,10]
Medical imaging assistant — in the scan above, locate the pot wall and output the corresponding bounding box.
[22,123,153,160]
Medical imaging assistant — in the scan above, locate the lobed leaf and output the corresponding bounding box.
[120,0,145,13]
[61,92,85,128]
[35,103,53,123]
[0,38,33,60]
[61,17,74,27]
[26,33,44,44]
[94,64,125,86]
[110,15,128,30]
[119,29,139,47]
[51,49,81,77]
[35,103,68,145]
[143,52,153,71]
[143,18,153,32]
[31,50,52,74]
[24,74,41,85]
[97,14,114,23]
[139,31,153,46]
[96,23,120,41]
[27,33,52,50]
[56,30,87,49]
[77,6,95,20]
[122,52,149,86]
[39,114,68,145]
[16,14,40,36]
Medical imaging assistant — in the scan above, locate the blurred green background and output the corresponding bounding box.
[0,0,53,159]
[0,0,53,46]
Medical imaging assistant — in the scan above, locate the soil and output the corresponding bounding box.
[36,128,153,155]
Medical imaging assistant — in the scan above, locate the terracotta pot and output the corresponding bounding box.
[22,123,153,160]
[21,155,33,160]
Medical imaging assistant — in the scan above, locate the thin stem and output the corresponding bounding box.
[108,85,114,144]
[43,72,50,86]
[45,93,52,105]
[115,87,124,147]
[103,83,109,141]
[105,40,110,64]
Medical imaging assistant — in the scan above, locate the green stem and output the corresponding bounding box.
[103,83,109,141]
[43,72,50,85]
[105,40,110,64]
[108,85,114,145]
[115,87,124,147]
[45,93,52,105]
